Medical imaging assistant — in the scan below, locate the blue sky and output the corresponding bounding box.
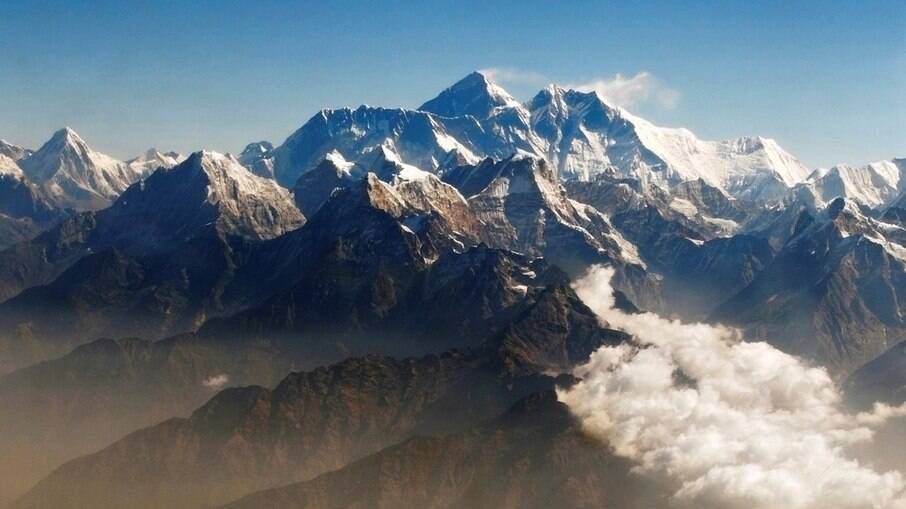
[0,0,902,167]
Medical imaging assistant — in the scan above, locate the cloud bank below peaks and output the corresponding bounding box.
[559,265,906,509]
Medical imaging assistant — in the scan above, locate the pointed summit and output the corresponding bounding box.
[17,126,136,209]
[238,141,275,178]
[51,126,82,142]
[107,150,305,242]
[418,71,520,119]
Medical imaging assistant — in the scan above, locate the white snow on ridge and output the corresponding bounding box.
[0,154,23,177]
[624,111,810,198]
[795,159,905,209]
[324,149,355,174]
[17,127,140,207]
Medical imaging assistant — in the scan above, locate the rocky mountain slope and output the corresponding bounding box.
[216,393,665,509]
[10,297,624,509]
[0,174,66,249]
[713,197,906,376]
[0,151,304,301]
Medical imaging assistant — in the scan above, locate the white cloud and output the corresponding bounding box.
[478,66,548,86]
[559,265,906,509]
[567,72,680,109]
[480,68,679,110]
[202,373,229,390]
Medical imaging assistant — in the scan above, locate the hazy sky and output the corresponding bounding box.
[0,0,903,167]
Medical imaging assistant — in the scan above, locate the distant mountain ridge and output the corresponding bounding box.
[265,71,811,203]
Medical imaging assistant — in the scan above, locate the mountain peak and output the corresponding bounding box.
[110,149,305,242]
[49,126,86,147]
[16,126,137,209]
[239,141,273,157]
[418,71,520,119]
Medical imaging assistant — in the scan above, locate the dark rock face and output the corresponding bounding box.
[292,156,357,217]
[0,174,66,249]
[0,235,254,372]
[6,251,625,509]
[0,211,100,304]
[846,340,906,408]
[713,199,906,377]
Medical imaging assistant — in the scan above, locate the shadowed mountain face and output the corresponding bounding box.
[10,328,626,509]
[0,151,304,304]
[216,392,667,509]
[0,164,605,375]
[713,198,906,377]
[0,335,291,507]
[846,340,906,408]
[0,174,66,250]
[564,176,772,318]
[0,247,619,507]
[0,234,256,374]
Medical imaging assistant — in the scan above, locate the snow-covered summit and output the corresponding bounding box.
[17,127,139,210]
[238,141,275,178]
[126,148,185,178]
[792,159,905,210]
[268,72,813,202]
[419,71,522,119]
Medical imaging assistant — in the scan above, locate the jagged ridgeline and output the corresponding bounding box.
[0,72,904,509]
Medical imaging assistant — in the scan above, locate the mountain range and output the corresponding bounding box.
[0,71,903,509]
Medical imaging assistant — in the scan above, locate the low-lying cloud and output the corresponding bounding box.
[202,373,229,390]
[559,266,906,509]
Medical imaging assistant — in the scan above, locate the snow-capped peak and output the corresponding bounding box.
[794,159,905,210]
[240,141,273,158]
[418,71,521,119]
[271,75,817,203]
[362,144,433,182]
[617,109,810,199]
[17,126,137,209]
[238,141,276,179]
[126,148,185,178]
